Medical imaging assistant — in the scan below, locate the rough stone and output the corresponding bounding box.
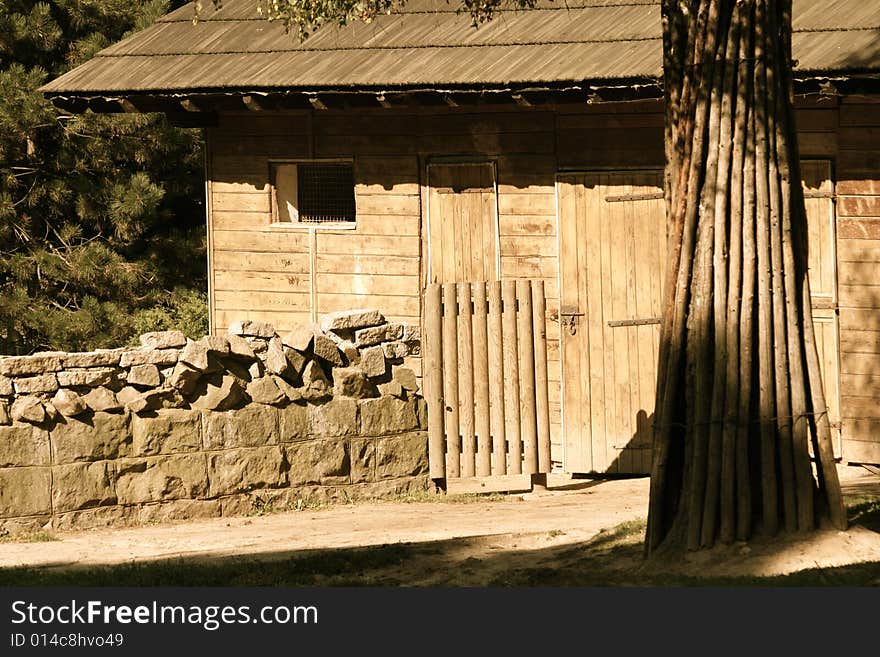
[57,367,117,388]
[377,381,405,399]
[350,437,375,483]
[52,461,117,512]
[337,340,360,366]
[61,350,123,368]
[11,396,46,425]
[82,387,121,413]
[415,397,428,430]
[203,405,278,450]
[116,386,149,413]
[139,330,187,350]
[279,403,308,442]
[392,366,419,392]
[0,354,62,376]
[226,334,256,360]
[51,412,131,464]
[309,398,358,437]
[360,345,387,378]
[284,347,308,377]
[13,373,59,394]
[244,336,270,354]
[383,340,410,360]
[0,424,50,467]
[189,374,245,411]
[281,324,317,352]
[312,334,344,366]
[207,446,286,496]
[376,432,429,479]
[353,322,403,347]
[119,348,179,368]
[273,376,303,403]
[51,389,87,417]
[320,309,385,333]
[332,367,377,399]
[127,364,161,388]
[0,402,9,426]
[116,455,208,505]
[0,375,13,396]
[359,396,419,436]
[201,334,230,355]
[286,438,349,486]
[405,340,421,356]
[248,360,264,380]
[180,339,210,371]
[228,319,276,338]
[169,361,202,396]
[246,376,286,406]
[130,409,201,456]
[0,467,51,517]
[141,387,186,411]
[43,402,58,422]
[401,324,421,342]
[264,336,293,378]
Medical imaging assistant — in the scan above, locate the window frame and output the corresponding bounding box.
[268,158,357,231]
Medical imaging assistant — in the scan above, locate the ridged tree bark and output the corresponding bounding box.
[646,0,847,555]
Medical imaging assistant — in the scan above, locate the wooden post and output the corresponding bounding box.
[502,280,522,475]
[424,284,446,480]
[488,281,506,475]
[531,280,552,473]
[442,283,460,478]
[472,282,492,477]
[517,279,538,474]
[458,283,476,478]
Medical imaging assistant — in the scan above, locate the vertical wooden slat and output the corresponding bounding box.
[532,279,552,473]
[425,284,445,479]
[502,280,522,474]
[488,281,507,475]
[473,281,492,476]
[517,279,538,474]
[458,283,476,478]
[442,283,460,478]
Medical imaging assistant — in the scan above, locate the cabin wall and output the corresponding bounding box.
[207,98,880,469]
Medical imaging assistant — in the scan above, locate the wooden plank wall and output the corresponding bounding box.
[207,97,880,469]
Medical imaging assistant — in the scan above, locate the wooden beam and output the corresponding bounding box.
[443,94,459,108]
[180,98,201,112]
[308,95,328,110]
[511,93,532,107]
[242,95,265,111]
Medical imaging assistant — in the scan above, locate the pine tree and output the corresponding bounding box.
[0,0,206,354]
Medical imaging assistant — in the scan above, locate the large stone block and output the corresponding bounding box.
[203,405,278,450]
[169,361,202,395]
[281,324,316,352]
[358,396,419,436]
[61,350,123,368]
[228,320,276,338]
[127,364,161,388]
[392,366,419,392]
[51,412,131,464]
[57,367,117,388]
[332,367,377,399]
[320,309,385,333]
[279,403,308,442]
[10,396,46,425]
[200,334,230,355]
[139,330,188,350]
[82,387,121,413]
[130,409,201,456]
[51,389,87,417]
[0,424,50,467]
[360,345,387,378]
[0,402,9,426]
[119,349,179,368]
[246,376,286,406]
[51,461,116,512]
[286,438,349,486]
[375,432,429,479]
[189,374,245,411]
[226,334,257,360]
[116,454,208,505]
[309,399,357,437]
[207,447,286,496]
[0,467,51,517]
[311,334,344,367]
[13,373,59,394]
[116,386,149,413]
[0,375,13,395]
[350,437,375,483]
[0,354,62,376]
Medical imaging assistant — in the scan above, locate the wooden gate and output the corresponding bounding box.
[423,279,552,492]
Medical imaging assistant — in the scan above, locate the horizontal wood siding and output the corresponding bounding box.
[836,100,880,462]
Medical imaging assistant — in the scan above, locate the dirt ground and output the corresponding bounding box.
[1,465,879,585]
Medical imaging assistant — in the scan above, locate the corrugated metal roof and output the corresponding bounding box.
[40,0,880,95]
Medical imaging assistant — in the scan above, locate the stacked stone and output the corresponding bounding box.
[0,310,421,428]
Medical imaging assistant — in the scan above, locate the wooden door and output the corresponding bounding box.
[557,171,665,474]
[803,160,842,458]
[426,163,498,284]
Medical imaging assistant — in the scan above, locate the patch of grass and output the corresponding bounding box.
[247,493,337,517]
[0,531,59,544]
[385,491,506,505]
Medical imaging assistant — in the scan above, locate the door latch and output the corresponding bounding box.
[553,305,584,335]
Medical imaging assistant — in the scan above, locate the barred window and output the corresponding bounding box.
[272,161,356,225]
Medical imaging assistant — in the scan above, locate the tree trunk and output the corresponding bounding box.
[646,0,847,555]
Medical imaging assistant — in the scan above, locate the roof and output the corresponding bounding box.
[40,0,880,98]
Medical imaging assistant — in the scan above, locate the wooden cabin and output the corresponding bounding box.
[42,0,880,477]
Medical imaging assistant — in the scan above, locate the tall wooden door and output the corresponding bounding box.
[557,171,666,474]
[803,160,842,457]
[426,162,498,284]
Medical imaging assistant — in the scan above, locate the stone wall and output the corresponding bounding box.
[0,310,430,536]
